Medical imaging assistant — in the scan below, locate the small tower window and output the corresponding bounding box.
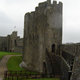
[14,40,17,46]
[52,44,55,53]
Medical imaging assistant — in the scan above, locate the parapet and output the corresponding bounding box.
[39,1,47,7]
[53,0,57,5]
[12,31,17,34]
[47,0,51,5]
[53,1,62,7]
[25,12,30,18]
[58,1,63,7]
[26,0,63,17]
[38,0,51,7]
[37,0,62,12]
[51,1,63,13]
[12,31,17,37]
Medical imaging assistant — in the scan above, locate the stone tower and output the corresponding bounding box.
[23,0,62,73]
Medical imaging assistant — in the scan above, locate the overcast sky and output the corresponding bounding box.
[0,0,80,43]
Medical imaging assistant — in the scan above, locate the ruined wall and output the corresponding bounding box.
[14,38,23,53]
[23,0,62,73]
[60,43,80,80]
[8,31,18,52]
[8,31,23,53]
[23,0,80,79]
[0,31,23,53]
[61,44,77,56]
[60,44,76,67]
[70,44,80,80]
[0,37,8,51]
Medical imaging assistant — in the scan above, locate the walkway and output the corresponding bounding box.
[0,55,21,80]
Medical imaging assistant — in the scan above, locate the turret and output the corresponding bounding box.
[53,0,57,5]
[47,0,51,5]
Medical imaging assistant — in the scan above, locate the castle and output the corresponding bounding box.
[0,31,23,53]
[0,0,80,80]
[22,0,80,80]
[23,0,62,72]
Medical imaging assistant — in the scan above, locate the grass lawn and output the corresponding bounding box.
[6,56,60,80]
[7,56,24,71]
[0,51,21,60]
[26,78,60,80]
[7,56,38,74]
[5,78,60,80]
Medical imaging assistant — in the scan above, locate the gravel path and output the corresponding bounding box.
[0,55,21,80]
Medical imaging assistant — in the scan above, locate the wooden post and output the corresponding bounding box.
[12,76,13,80]
[17,75,18,80]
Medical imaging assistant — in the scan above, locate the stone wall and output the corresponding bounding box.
[61,44,77,56]
[14,38,23,53]
[23,0,62,73]
[23,0,80,79]
[0,37,8,51]
[60,43,80,80]
[70,44,80,80]
[0,31,23,53]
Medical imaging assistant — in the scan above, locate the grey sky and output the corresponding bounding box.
[0,0,80,43]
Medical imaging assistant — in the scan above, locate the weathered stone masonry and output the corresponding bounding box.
[23,0,62,73]
[0,31,23,53]
[60,43,80,80]
[23,0,80,80]
[0,37,7,51]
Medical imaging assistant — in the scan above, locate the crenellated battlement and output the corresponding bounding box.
[25,0,63,25]
[53,0,57,5]
[39,1,47,7]
[34,0,62,14]
[47,0,51,4]
[24,0,63,77]
[38,0,62,7]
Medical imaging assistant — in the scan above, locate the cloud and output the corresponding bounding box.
[0,11,13,24]
[0,11,15,36]
[0,0,80,43]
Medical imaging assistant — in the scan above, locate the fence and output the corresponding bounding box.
[4,71,58,80]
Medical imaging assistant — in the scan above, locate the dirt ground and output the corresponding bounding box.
[0,55,21,80]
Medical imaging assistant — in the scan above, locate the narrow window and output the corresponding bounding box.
[52,44,55,53]
[14,40,17,46]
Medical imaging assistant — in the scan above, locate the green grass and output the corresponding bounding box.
[7,56,24,71]
[0,51,21,60]
[5,78,60,80]
[26,78,60,80]
[7,56,38,74]
[7,56,38,73]
[6,56,60,80]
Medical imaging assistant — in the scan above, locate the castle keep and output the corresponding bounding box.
[22,0,80,80]
[23,0,62,74]
[0,31,23,53]
[0,0,80,80]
